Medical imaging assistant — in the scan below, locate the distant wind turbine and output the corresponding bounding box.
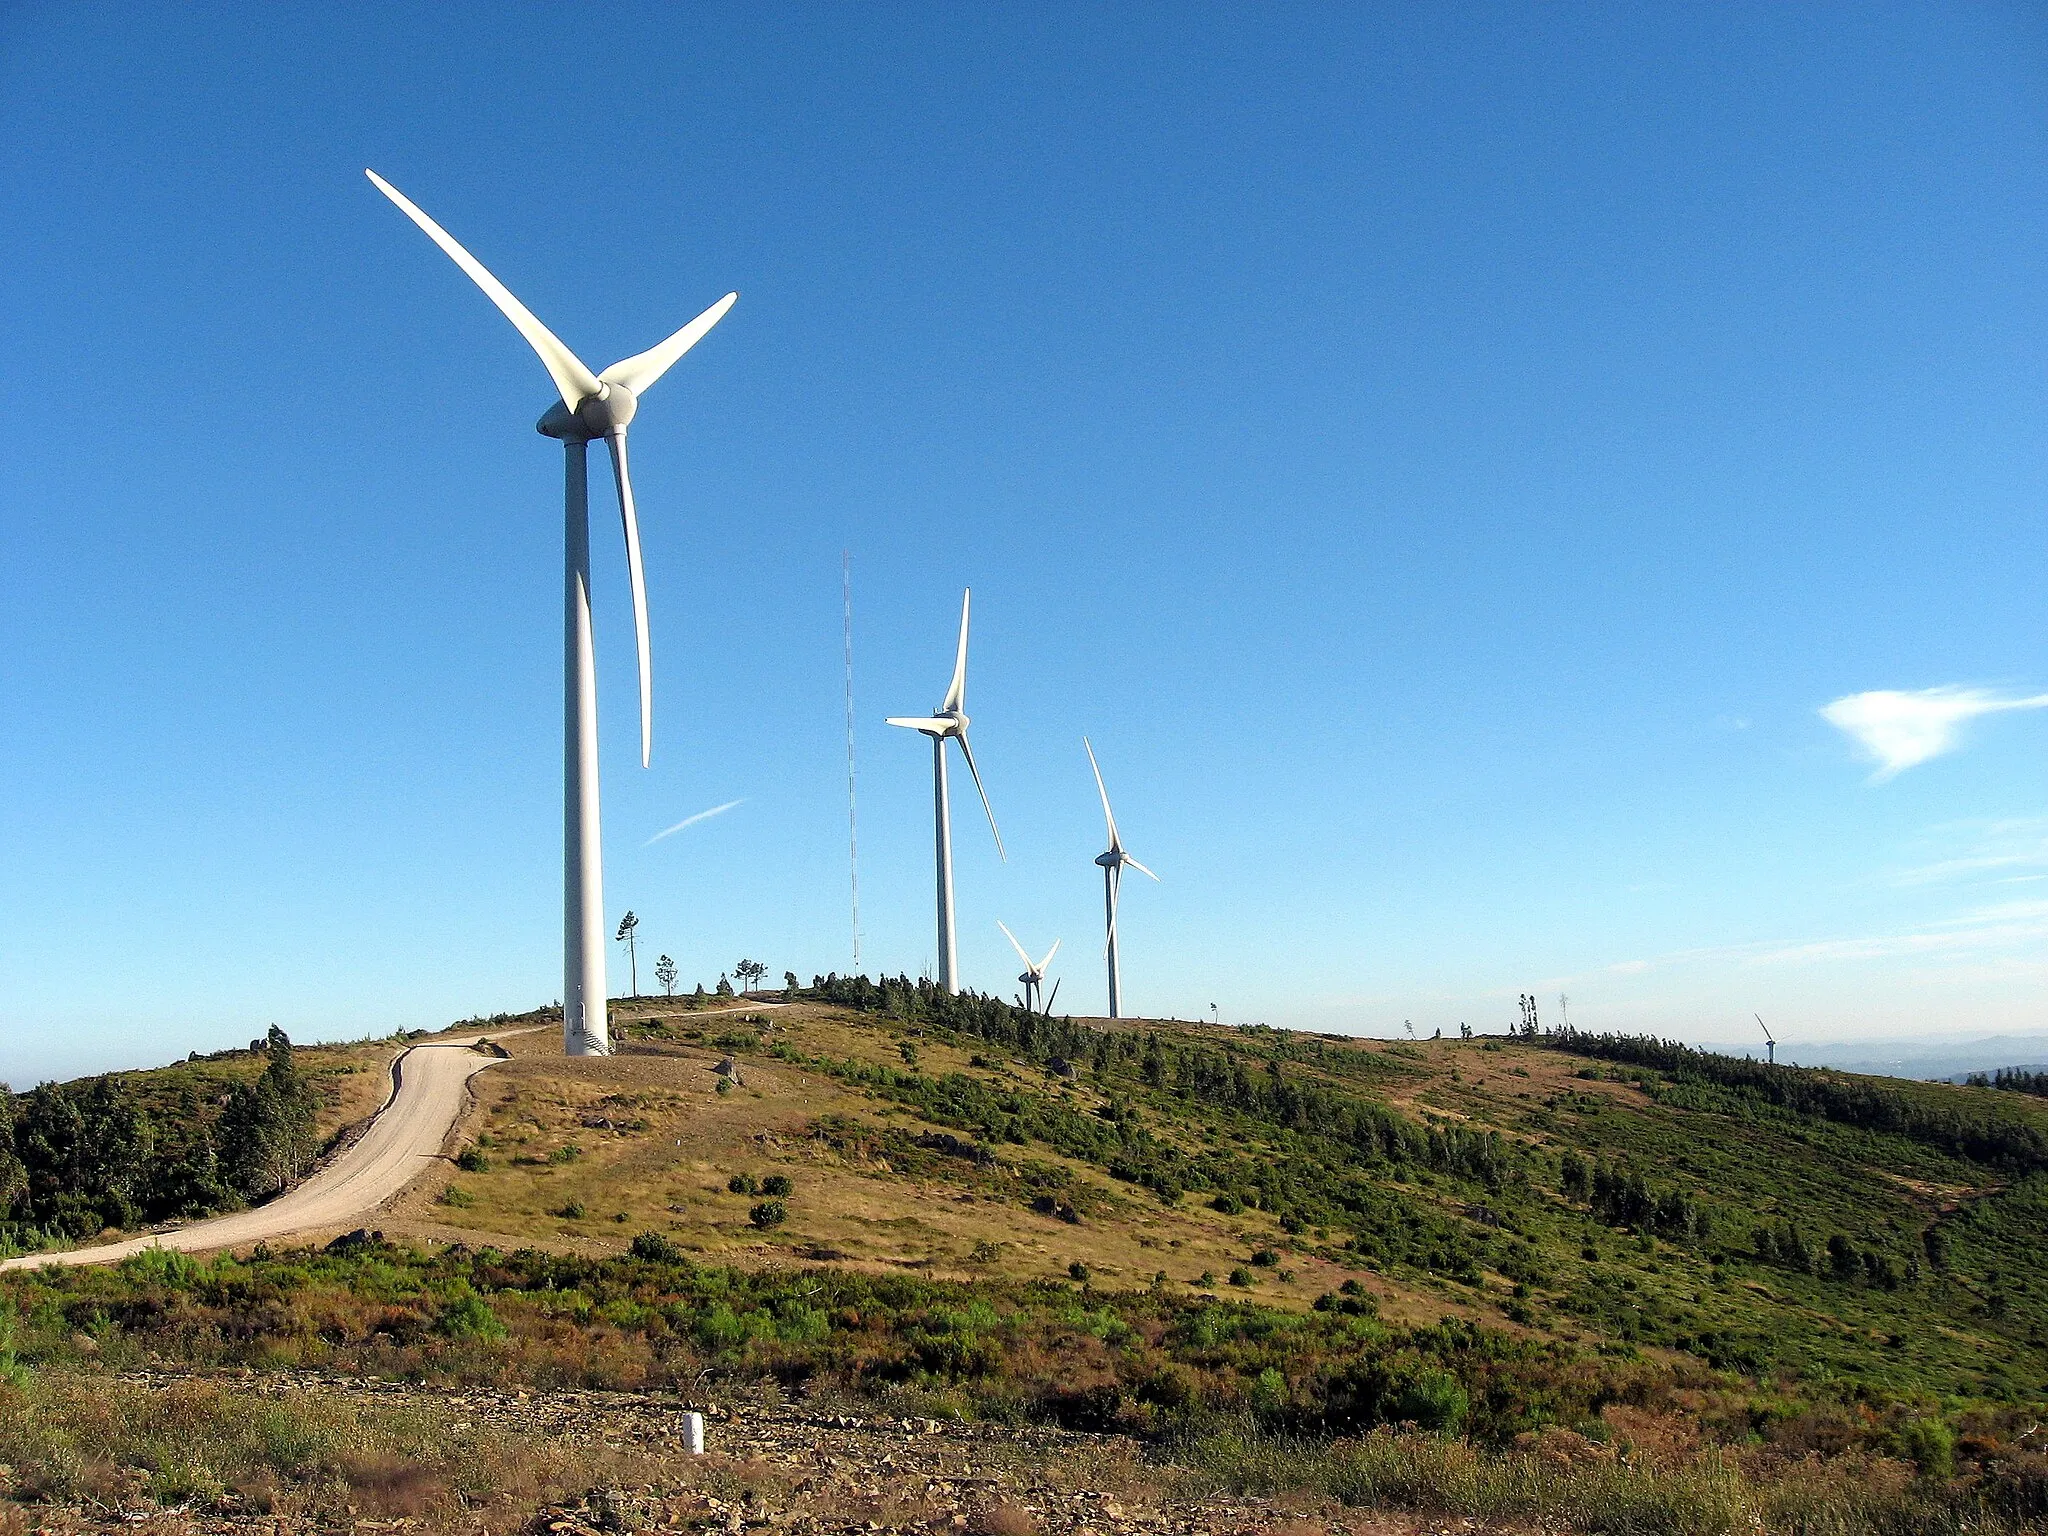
[998,921,1061,1015]
[1085,738,1157,1019]
[888,590,1002,993]
[1757,1014,1776,1066]
[366,171,736,1057]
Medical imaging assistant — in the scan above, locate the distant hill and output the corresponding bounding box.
[1689,1031,2048,1082]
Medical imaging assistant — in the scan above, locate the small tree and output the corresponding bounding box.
[654,954,677,997]
[783,970,799,994]
[716,974,734,998]
[615,912,641,997]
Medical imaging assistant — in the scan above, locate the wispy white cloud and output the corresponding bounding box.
[1821,686,2048,780]
[645,799,745,845]
[1885,818,2048,888]
[1735,900,2048,965]
[1599,899,2048,975]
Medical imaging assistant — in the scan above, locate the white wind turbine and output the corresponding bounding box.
[1085,738,1157,1019]
[366,170,736,1058]
[997,921,1061,1015]
[888,590,1002,993]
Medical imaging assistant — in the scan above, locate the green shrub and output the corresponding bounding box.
[629,1232,683,1264]
[554,1200,585,1220]
[117,1247,204,1289]
[433,1282,506,1342]
[455,1146,490,1173]
[1213,1193,1245,1215]
[1389,1369,1467,1433]
[1249,1366,1288,1412]
[1898,1417,1955,1479]
[727,1173,759,1195]
[748,1200,787,1229]
[761,1174,793,1197]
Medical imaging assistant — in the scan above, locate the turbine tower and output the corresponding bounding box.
[1085,738,1157,1019]
[1757,1014,1776,1066]
[366,171,736,1057]
[998,921,1060,1015]
[888,590,1002,993]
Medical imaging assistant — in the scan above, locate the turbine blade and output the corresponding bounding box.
[942,589,971,713]
[1105,862,1121,954]
[606,433,653,767]
[600,292,738,395]
[997,919,1033,969]
[1084,737,1120,850]
[1044,977,1060,1017]
[1124,855,1160,882]
[365,170,603,410]
[886,716,943,733]
[954,730,1004,860]
[1039,937,1061,971]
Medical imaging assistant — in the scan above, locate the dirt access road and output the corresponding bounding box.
[0,1029,535,1271]
[2,1002,788,1272]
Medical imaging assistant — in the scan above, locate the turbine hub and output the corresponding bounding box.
[537,383,638,440]
[578,383,637,436]
[1096,850,1120,869]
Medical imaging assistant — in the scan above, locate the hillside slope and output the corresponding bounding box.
[7,986,2048,1533]
[353,984,2048,1407]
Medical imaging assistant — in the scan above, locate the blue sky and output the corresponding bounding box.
[1,3,2043,1083]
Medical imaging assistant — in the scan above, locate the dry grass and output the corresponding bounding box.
[971,1497,1038,1536]
[0,1372,664,1527]
[1176,1418,2031,1536]
[372,1001,1468,1322]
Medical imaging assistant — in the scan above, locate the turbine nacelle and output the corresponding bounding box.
[538,383,639,441]
[887,708,968,740]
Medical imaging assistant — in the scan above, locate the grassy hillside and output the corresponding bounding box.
[4,986,2045,1533]
[368,986,2048,1410]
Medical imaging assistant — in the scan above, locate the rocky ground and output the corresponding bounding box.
[0,1374,1444,1536]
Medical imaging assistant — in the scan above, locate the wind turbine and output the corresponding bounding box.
[1757,1014,1776,1066]
[1084,738,1157,1019]
[366,170,736,1058]
[888,590,1002,993]
[998,921,1061,1015]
